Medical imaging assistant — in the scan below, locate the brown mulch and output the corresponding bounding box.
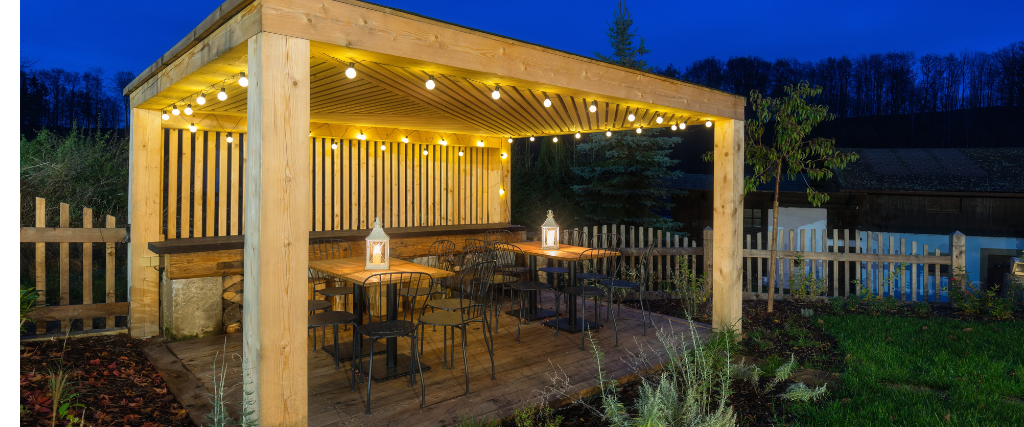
[19,334,195,427]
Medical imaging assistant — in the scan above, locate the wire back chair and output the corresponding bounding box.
[600,243,655,346]
[309,238,355,338]
[352,271,431,414]
[561,229,589,247]
[426,239,458,272]
[483,229,515,245]
[490,242,531,333]
[556,248,617,350]
[590,233,622,250]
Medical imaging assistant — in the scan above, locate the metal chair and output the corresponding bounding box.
[308,299,332,353]
[491,242,539,340]
[600,243,654,346]
[483,229,515,245]
[556,248,613,350]
[418,260,497,396]
[581,233,623,319]
[537,229,589,317]
[312,238,355,315]
[351,272,430,415]
[399,240,455,312]
[308,310,356,369]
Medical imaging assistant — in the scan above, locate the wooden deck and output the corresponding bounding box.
[146,294,711,426]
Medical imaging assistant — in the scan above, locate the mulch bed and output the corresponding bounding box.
[19,334,195,427]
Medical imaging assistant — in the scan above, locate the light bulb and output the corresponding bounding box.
[671,124,677,131]
[309,131,312,137]
[589,101,597,113]
[189,123,197,133]
[552,136,558,143]
[238,72,248,87]
[171,105,180,115]
[161,111,169,120]
[458,150,464,157]
[380,144,387,151]
[357,132,366,140]
[499,188,505,195]
[680,123,686,130]
[184,104,193,115]
[501,152,508,159]
[491,85,500,100]
[543,95,551,108]
[656,116,664,124]
[196,93,206,105]
[627,112,636,122]
[422,149,429,155]
[401,136,409,143]
[440,139,448,146]
[226,134,233,143]
[331,142,338,149]
[425,75,435,90]
[529,136,535,141]
[507,138,513,143]
[476,141,484,147]
[705,120,712,127]
[217,87,227,101]
[575,131,581,139]
[636,127,643,134]
[345,63,356,79]
[605,130,612,137]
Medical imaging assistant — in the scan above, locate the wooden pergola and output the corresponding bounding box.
[123,0,745,424]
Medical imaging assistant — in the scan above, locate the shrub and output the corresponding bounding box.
[830,297,847,314]
[513,404,562,427]
[789,255,827,302]
[780,382,828,402]
[911,302,931,317]
[668,257,712,319]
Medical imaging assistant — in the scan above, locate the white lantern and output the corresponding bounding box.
[365,217,390,270]
[540,210,560,250]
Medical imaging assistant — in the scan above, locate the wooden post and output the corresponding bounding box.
[35,197,46,335]
[128,108,163,338]
[949,231,966,290]
[243,32,310,426]
[703,227,714,287]
[106,215,117,329]
[712,118,743,334]
[83,207,93,330]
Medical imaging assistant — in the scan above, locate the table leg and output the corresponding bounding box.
[568,262,577,327]
[386,282,398,368]
[529,255,537,281]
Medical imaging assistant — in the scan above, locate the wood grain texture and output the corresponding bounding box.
[243,32,310,426]
[83,208,93,330]
[59,203,69,331]
[35,198,46,334]
[19,227,127,243]
[309,257,455,285]
[129,108,164,338]
[712,120,743,334]
[26,303,129,322]
[106,215,117,329]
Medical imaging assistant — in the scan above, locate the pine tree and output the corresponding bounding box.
[593,0,652,71]
[571,129,685,230]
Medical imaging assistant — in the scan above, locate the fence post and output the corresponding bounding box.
[703,227,713,288]
[949,231,966,290]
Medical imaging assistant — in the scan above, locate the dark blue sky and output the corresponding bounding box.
[20,0,1024,76]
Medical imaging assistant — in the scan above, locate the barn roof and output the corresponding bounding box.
[835,148,1024,194]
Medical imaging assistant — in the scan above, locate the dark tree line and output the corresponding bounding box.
[20,60,134,133]
[656,41,1024,118]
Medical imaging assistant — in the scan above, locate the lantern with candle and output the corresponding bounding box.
[365,217,390,270]
[540,210,560,250]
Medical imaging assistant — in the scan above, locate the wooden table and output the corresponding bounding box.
[310,257,455,381]
[515,241,620,333]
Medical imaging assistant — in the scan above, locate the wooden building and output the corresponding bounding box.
[122,0,747,423]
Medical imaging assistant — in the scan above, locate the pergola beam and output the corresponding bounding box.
[127,109,163,338]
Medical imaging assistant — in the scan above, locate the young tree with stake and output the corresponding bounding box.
[706,81,858,312]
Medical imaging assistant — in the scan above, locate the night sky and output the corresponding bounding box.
[19,0,1024,76]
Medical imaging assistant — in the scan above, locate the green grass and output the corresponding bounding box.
[789,314,1024,426]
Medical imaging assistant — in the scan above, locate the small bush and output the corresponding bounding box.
[911,302,931,317]
[780,382,828,402]
[829,297,847,314]
[668,257,712,319]
[789,255,827,302]
[513,404,562,427]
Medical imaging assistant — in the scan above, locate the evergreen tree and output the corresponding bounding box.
[572,130,685,230]
[510,137,588,229]
[593,0,652,71]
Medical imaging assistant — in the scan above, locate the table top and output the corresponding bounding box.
[515,241,620,261]
[309,257,455,284]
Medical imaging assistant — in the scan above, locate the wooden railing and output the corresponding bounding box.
[22,197,128,335]
[577,225,965,301]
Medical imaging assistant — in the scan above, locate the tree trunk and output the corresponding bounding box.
[766,161,782,312]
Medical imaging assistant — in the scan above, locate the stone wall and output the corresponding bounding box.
[222,275,243,333]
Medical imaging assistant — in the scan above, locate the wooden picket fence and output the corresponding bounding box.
[577,225,965,302]
[21,197,129,336]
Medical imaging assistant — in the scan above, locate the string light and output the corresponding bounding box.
[636,126,643,134]
[237,72,248,87]
[189,123,197,133]
[331,142,338,149]
[575,131,581,139]
[491,85,501,100]
[705,120,712,127]
[552,136,558,143]
[476,141,484,147]
[656,115,664,124]
[422,149,429,155]
[499,188,505,195]
[226,134,233,143]
[605,130,612,137]
[671,124,677,131]
[217,87,227,101]
[501,152,508,159]
[627,110,636,122]
[589,101,597,113]
[529,136,535,141]
[196,93,206,105]
[458,149,464,157]
[345,63,357,79]
[507,138,513,143]
[401,136,409,143]
[357,131,367,140]
[543,94,551,108]
[171,105,180,115]
[184,104,193,115]
[380,144,387,151]
[161,111,169,120]
[680,123,686,130]
[440,139,448,146]
[425,75,435,90]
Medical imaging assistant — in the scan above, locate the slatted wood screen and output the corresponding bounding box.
[162,130,503,238]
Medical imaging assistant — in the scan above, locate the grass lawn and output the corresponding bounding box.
[789,314,1024,426]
